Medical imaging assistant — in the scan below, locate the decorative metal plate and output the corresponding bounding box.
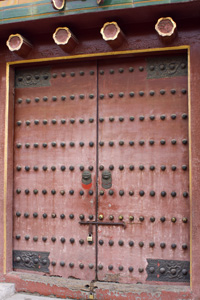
[15,66,51,88]
[146,55,187,79]
[146,259,190,282]
[13,250,50,273]
[102,170,112,189]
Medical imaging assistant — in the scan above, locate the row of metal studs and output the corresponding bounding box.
[15,140,188,149]
[16,89,187,104]
[14,235,188,250]
[15,212,188,221]
[15,114,188,126]
[15,164,188,172]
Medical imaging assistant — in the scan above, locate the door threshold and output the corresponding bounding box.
[5,272,192,300]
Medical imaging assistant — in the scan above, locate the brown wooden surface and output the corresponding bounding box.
[13,54,189,284]
[97,56,189,283]
[14,61,97,280]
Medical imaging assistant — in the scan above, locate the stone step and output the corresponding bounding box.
[5,293,72,300]
[0,283,15,300]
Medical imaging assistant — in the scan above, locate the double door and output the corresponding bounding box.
[13,54,190,284]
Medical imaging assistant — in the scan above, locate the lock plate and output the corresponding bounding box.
[87,234,93,242]
[87,224,93,242]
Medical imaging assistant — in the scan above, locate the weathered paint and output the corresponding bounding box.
[0,3,199,299]
[97,55,189,284]
[12,54,190,285]
[13,60,97,280]
[5,272,192,299]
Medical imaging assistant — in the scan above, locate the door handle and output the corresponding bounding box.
[82,171,92,189]
[102,170,112,189]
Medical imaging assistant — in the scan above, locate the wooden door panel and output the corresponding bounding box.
[13,61,97,280]
[97,55,190,284]
[13,54,190,285]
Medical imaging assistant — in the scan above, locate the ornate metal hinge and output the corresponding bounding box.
[146,259,190,282]
[146,54,187,79]
[15,66,51,88]
[13,250,50,273]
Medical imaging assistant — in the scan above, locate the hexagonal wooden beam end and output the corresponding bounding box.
[97,0,104,5]
[51,0,66,10]
[6,34,32,57]
[155,17,177,43]
[53,27,78,53]
[100,22,125,49]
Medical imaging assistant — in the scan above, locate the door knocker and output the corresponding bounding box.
[82,171,92,189]
[102,170,112,189]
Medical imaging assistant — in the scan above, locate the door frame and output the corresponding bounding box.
[4,46,194,299]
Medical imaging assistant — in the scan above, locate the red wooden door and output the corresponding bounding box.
[97,55,190,284]
[13,61,97,280]
[13,53,190,285]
